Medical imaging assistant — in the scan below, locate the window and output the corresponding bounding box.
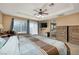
[29,21,38,35]
[13,18,27,33]
[13,18,38,35]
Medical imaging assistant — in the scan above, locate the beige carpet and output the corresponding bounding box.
[66,43,79,55]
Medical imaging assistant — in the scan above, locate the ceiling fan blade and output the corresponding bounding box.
[34,9,39,12]
[43,13,48,15]
[34,13,37,15]
[34,12,40,15]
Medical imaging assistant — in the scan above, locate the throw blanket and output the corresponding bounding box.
[29,38,59,55]
[32,35,68,55]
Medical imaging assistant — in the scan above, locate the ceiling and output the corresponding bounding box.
[0,3,79,21]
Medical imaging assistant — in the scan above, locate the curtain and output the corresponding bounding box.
[13,18,38,35]
[13,18,27,33]
[29,21,38,35]
[10,18,14,31]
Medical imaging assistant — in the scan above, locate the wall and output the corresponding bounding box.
[2,14,39,32]
[56,12,79,26]
[2,15,26,31]
[39,20,51,35]
[0,12,3,24]
[2,15,12,31]
[56,12,79,45]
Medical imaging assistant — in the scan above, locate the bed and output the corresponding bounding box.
[0,35,70,55]
[31,35,70,55]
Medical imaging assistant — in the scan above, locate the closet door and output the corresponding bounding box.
[56,26,67,42]
[69,26,79,45]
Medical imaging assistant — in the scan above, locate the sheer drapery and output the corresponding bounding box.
[13,18,38,35]
[13,18,27,33]
[29,21,38,35]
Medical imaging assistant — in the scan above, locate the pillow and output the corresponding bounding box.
[0,38,6,48]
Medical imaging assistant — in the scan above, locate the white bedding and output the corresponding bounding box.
[0,36,47,55]
[19,36,47,55]
[0,35,67,55]
[32,35,67,55]
[0,38,6,49]
[0,36,19,55]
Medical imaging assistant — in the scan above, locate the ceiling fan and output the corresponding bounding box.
[34,8,48,16]
[34,3,54,16]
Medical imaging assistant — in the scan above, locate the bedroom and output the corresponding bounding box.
[0,3,79,55]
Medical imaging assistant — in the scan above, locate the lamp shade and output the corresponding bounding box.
[0,24,3,29]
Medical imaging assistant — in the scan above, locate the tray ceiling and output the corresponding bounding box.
[0,3,78,21]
